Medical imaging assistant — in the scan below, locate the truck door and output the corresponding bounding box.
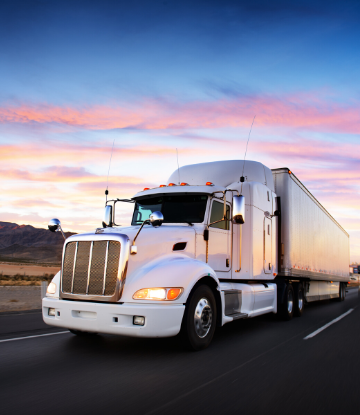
[207,199,231,272]
[264,217,272,274]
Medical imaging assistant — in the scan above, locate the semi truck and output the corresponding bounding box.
[43,160,350,350]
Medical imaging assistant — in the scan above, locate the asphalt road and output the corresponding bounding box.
[1,288,359,415]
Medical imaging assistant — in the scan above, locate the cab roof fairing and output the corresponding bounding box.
[167,160,275,193]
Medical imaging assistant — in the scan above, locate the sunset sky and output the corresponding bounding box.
[0,0,359,261]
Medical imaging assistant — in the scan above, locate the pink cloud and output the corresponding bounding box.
[0,142,195,166]
[11,199,57,208]
[0,93,359,133]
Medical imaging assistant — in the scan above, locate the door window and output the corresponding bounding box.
[209,200,230,230]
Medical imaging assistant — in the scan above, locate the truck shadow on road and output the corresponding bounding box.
[62,291,359,358]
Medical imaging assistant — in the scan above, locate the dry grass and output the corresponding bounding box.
[0,273,55,286]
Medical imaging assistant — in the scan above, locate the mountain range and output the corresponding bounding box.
[0,222,75,264]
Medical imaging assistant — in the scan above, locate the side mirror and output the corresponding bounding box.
[102,205,113,228]
[232,195,245,224]
[48,218,61,232]
[149,211,164,227]
[48,218,66,240]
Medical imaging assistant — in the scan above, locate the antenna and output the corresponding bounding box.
[105,138,116,203]
[176,148,180,184]
[240,115,256,193]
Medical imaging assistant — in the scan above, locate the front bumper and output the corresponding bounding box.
[42,297,185,338]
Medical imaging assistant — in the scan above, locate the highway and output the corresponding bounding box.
[1,288,359,415]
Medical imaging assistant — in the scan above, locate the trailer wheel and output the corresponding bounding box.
[69,329,98,336]
[293,284,304,317]
[279,283,294,321]
[181,284,217,351]
[338,283,345,302]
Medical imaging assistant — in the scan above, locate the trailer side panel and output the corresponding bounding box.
[272,169,349,282]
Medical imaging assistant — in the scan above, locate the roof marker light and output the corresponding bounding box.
[288,170,292,174]
[143,188,150,191]
[180,183,189,186]
[206,182,214,186]
[168,183,176,186]
[159,185,166,187]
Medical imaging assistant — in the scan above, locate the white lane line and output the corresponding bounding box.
[304,309,354,340]
[0,331,70,343]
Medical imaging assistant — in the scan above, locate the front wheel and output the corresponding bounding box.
[181,284,217,351]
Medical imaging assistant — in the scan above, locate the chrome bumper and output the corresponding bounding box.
[42,297,185,338]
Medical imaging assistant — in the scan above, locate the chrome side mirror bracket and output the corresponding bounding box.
[131,211,164,255]
[48,218,66,240]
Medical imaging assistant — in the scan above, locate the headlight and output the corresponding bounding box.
[133,287,183,301]
[46,282,57,295]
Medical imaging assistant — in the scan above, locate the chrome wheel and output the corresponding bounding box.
[298,290,303,311]
[287,290,294,314]
[194,297,213,338]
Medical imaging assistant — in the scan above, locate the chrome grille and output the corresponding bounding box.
[105,241,120,295]
[62,240,121,297]
[88,241,107,295]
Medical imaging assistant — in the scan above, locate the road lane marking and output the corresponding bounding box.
[304,309,354,340]
[144,327,317,415]
[0,331,69,343]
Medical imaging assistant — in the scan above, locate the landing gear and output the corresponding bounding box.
[181,284,217,351]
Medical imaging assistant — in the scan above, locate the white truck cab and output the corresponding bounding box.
[43,160,349,350]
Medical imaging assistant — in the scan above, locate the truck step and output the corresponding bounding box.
[226,312,248,320]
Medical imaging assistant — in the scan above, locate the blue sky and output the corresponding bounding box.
[0,0,359,261]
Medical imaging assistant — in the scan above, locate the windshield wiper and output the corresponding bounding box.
[185,221,194,226]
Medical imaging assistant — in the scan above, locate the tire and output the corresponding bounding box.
[181,284,217,351]
[293,283,304,317]
[338,283,345,302]
[69,329,98,336]
[278,283,294,321]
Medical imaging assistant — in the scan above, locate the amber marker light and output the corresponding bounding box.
[167,288,182,300]
[206,182,214,186]
[180,182,189,186]
[168,183,176,186]
[288,170,292,174]
[143,187,150,191]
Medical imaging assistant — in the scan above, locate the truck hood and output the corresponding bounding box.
[93,224,197,280]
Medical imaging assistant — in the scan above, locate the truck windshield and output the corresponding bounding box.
[131,194,208,225]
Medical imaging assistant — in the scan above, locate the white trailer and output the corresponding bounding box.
[43,160,350,350]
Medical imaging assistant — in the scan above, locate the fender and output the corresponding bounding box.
[121,253,220,304]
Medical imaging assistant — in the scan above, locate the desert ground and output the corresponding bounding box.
[0,262,60,277]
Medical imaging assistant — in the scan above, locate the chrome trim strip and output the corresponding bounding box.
[102,241,109,295]
[71,242,79,293]
[86,241,94,295]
